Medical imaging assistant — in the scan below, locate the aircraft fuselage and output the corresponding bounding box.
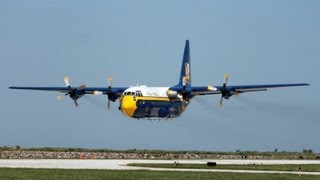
[120,86,190,119]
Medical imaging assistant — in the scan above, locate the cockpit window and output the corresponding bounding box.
[124,91,143,96]
[124,92,131,96]
[135,90,143,97]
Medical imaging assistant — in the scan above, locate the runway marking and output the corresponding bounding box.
[0,159,320,175]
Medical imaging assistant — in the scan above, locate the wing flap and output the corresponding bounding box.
[191,91,221,96]
[234,88,267,93]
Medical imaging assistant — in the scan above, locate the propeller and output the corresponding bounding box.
[60,76,119,109]
[64,76,71,87]
[219,74,230,107]
[223,74,229,85]
[92,76,118,110]
[63,76,86,107]
[107,77,113,110]
[219,97,224,108]
[180,76,191,110]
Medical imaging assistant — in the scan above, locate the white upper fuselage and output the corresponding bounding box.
[123,86,181,98]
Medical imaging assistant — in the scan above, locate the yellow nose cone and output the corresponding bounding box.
[121,96,137,117]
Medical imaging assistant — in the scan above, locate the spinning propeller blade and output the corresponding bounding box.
[62,76,86,107]
[64,76,71,87]
[108,77,112,87]
[219,74,230,108]
[107,77,113,110]
[219,97,223,108]
[224,74,229,85]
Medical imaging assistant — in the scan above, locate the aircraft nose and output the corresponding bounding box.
[121,96,137,117]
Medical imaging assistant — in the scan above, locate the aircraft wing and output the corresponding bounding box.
[9,85,128,107]
[9,76,127,97]
[9,86,127,95]
[190,83,309,96]
[178,83,309,107]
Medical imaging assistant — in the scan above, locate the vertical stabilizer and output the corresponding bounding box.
[178,40,191,86]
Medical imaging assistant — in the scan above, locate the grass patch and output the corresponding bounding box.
[129,163,320,172]
[0,168,319,180]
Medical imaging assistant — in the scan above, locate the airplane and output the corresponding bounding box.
[9,40,309,120]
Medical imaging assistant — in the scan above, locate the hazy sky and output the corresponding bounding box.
[1,0,319,152]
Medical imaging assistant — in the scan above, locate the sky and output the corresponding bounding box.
[0,0,319,152]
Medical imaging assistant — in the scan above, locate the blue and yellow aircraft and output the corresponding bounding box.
[10,40,309,120]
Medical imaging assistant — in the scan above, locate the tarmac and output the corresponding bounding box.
[1,159,320,175]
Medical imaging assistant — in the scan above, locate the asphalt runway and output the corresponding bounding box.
[1,159,320,175]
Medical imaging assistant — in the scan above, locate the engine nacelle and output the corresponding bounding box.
[166,90,178,99]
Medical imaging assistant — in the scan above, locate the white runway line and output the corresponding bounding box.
[0,159,320,175]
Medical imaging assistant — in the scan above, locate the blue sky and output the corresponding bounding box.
[1,0,319,152]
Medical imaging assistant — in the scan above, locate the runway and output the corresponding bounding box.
[1,159,320,175]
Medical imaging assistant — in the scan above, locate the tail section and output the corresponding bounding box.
[178,40,191,86]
